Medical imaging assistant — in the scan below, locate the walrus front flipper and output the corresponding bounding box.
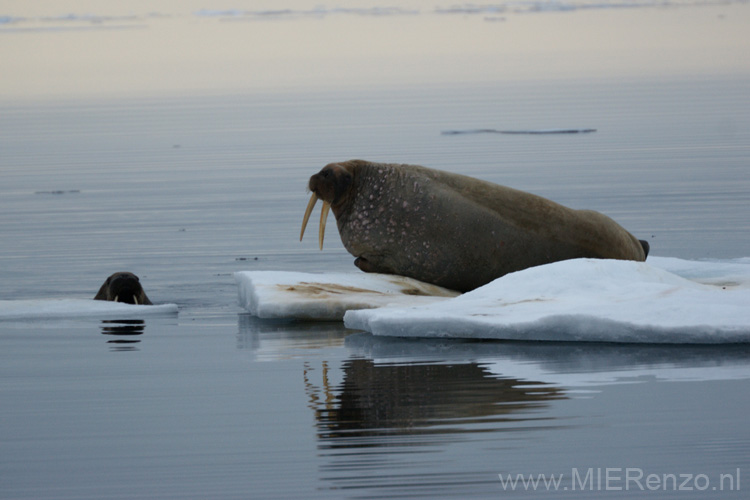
[639,240,650,259]
[354,257,396,275]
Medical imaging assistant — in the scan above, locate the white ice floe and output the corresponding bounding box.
[234,271,459,321]
[344,258,750,344]
[648,256,750,288]
[0,299,178,321]
[236,258,750,343]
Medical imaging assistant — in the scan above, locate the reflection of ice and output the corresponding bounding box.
[345,332,750,387]
[237,313,350,361]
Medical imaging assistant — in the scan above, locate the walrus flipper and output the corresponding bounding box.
[639,240,650,259]
[354,256,396,275]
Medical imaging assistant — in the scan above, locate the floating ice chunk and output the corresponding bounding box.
[441,128,596,135]
[0,299,178,321]
[235,271,458,321]
[648,256,750,288]
[344,259,750,344]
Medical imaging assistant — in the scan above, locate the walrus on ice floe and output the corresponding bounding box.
[94,272,153,305]
[300,160,649,293]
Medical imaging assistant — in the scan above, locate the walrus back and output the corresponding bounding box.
[408,164,647,262]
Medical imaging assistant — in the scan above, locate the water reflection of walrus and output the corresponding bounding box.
[301,160,650,292]
[94,272,153,305]
[307,359,564,441]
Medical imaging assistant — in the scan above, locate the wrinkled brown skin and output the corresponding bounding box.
[308,160,648,293]
[94,272,153,305]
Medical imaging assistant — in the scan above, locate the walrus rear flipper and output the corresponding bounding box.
[639,240,650,259]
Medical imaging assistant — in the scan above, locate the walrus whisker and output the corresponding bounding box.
[300,193,318,242]
[319,201,331,250]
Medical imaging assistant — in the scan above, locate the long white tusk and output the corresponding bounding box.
[319,201,331,250]
[133,295,139,305]
[114,295,119,303]
[300,193,318,242]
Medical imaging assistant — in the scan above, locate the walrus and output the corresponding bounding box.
[300,160,649,292]
[94,272,153,305]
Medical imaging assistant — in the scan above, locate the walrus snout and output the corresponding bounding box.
[307,163,353,204]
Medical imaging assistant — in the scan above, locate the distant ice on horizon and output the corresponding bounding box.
[3,0,744,28]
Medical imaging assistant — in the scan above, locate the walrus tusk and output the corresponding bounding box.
[319,201,330,250]
[114,295,119,303]
[133,295,139,305]
[300,193,318,242]
[300,192,330,250]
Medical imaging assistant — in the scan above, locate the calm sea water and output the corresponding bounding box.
[2,74,750,498]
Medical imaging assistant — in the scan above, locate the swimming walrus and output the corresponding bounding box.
[300,160,649,292]
[94,272,153,305]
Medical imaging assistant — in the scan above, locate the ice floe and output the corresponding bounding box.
[441,128,597,135]
[235,271,458,321]
[345,258,750,343]
[0,299,178,321]
[237,257,750,343]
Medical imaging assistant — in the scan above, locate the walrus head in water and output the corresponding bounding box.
[301,160,649,293]
[94,272,153,305]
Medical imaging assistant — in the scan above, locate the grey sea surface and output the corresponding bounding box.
[2,74,750,499]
